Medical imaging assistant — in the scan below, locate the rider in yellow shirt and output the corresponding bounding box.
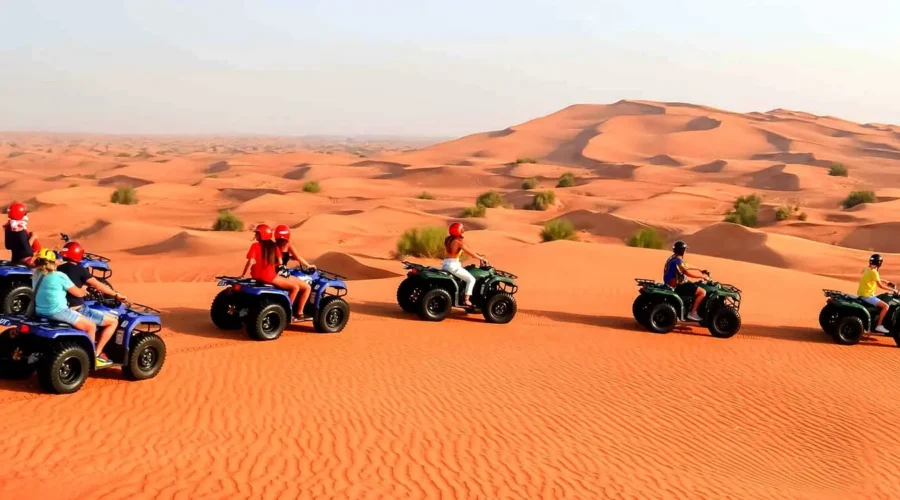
[857,254,896,334]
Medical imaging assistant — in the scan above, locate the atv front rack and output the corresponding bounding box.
[719,283,741,294]
[316,268,347,282]
[129,303,161,316]
[494,269,517,279]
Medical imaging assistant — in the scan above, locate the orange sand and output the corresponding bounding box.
[2,100,900,498]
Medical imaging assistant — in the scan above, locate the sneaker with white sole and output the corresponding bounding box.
[687,312,702,322]
[875,325,890,334]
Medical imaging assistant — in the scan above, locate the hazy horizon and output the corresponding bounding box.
[2,1,898,137]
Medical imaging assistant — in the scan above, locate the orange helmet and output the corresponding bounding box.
[7,202,26,221]
[60,241,85,263]
[274,224,291,241]
[254,224,274,241]
[448,222,464,238]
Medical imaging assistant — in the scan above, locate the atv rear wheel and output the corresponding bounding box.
[247,301,287,341]
[818,304,840,335]
[123,333,166,381]
[834,315,864,346]
[210,290,243,330]
[707,307,741,338]
[632,295,652,326]
[38,341,90,394]
[0,284,33,316]
[646,303,678,334]
[314,296,350,333]
[483,292,517,324]
[0,330,37,379]
[397,279,424,313]
[418,288,452,322]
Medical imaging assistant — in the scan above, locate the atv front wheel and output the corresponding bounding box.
[247,301,287,341]
[707,307,741,338]
[632,295,652,326]
[0,284,33,316]
[833,315,864,346]
[210,290,243,330]
[418,288,452,322]
[646,303,678,334]
[818,304,840,335]
[38,341,91,394]
[314,297,350,333]
[123,333,166,381]
[483,292,517,324]
[397,279,424,313]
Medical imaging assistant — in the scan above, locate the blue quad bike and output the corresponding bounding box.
[0,233,113,315]
[211,266,351,340]
[0,298,165,394]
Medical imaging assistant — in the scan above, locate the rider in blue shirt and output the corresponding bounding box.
[663,241,708,322]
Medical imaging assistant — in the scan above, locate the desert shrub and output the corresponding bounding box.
[842,190,876,209]
[7,151,23,158]
[396,226,445,258]
[461,205,486,218]
[799,212,808,221]
[115,152,131,158]
[515,157,537,164]
[302,180,321,193]
[775,206,791,221]
[626,228,666,249]
[541,219,577,242]
[417,192,435,200]
[476,190,503,208]
[556,172,576,188]
[212,210,244,231]
[525,190,556,211]
[829,163,848,177]
[110,186,138,205]
[724,194,761,227]
[521,177,537,190]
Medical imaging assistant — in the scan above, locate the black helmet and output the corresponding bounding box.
[870,253,884,267]
[673,241,688,255]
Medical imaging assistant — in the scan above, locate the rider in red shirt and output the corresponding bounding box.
[241,224,302,318]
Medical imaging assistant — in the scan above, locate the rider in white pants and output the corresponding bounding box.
[442,222,486,307]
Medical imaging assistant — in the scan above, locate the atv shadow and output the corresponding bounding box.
[354,301,486,323]
[520,309,898,348]
[163,307,332,341]
[0,375,41,395]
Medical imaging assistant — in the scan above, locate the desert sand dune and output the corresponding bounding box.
[3,99,900,498]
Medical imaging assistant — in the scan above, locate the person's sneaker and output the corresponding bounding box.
[95,355,113,369]
[876,325,890,334]
[687,312,702,322]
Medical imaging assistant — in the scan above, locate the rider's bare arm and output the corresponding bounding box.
[86,276,125,300]
[241,259,252,277]
[878,279,896,291]
[461,242,484,261]
[66,285,88,298]
[289,243,312,268]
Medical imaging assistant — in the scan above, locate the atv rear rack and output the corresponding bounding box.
[823,289,852,300]
[635,278,665,288]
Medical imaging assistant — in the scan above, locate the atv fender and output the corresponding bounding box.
[837,302,872,330]
[640,289,686,318]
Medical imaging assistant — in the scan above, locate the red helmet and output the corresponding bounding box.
[7,202,26,221]
[60,241,85,263]
[254,224,274,241]
[274,224,291,241]
[448,222,464,238]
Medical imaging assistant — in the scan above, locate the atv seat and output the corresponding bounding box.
[0,260,30,269]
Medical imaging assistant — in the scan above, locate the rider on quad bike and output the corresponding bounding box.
[4,201,41,266]
[57,240,127,366]
[857,253,896,334]
[274,224,316,316]
[442,222,487,308]
[663,241,709,322]
[241,224,304,320]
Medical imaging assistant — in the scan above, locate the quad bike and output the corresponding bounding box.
[632,272,743,338]
[211,266,350,341]
[818,288,900,346]
[0,298,165,394]
[396,260,518,323]
[0,233,113,315]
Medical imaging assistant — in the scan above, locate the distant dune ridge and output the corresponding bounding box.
[2,100,900,497]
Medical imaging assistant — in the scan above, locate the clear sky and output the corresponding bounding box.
[1,1,898,138]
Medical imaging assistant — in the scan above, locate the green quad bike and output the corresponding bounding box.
[397,260,518,323]
[632,272,743,338]
[818,288,900,346]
